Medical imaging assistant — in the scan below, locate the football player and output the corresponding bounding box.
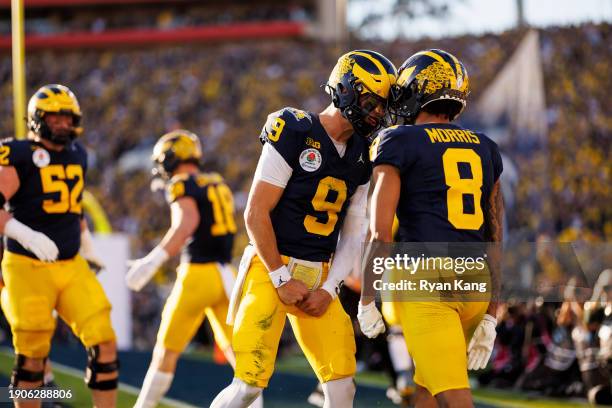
[359,49,504,407]
[125,130,259,408]
[0,85,118,408]
[211,50,397,408]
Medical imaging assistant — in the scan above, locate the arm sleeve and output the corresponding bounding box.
[253,143,293,188]
[372,127,412,172]
[322,183,369,298]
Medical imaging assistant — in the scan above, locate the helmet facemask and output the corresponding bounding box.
[326,50,397,140]
[27,85,83,146]
[32,111,81,146]
[330,76,388,139]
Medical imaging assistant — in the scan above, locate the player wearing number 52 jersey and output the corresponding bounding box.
[125,130,255,408]
[0,84,118,408]
[211,50,397,408]
[359,49,504,408]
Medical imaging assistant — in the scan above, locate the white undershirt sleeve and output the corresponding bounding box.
[322,182,369,298]
[253,143,293,188]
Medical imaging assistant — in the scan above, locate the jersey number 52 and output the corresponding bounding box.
[40,164,84,214]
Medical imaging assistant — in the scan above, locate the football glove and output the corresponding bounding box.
[467,314,497,370]
[125,247,168,291]
[358,301,386,338]
[4,218,58,262]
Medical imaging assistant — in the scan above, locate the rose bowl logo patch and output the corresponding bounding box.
[32,148,50,168]
[299,148,322,172]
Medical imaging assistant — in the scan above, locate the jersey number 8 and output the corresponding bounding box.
[442,148,483,230]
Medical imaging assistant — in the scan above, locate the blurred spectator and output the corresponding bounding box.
[0,19,608,394]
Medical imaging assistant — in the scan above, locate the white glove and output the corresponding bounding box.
[467,314,497,370]
[125,247,169,291]
[4,218,58,262]
[80,228,105,273]
[358,301,386,338]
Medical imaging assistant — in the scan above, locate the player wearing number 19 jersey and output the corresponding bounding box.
[0,84,118,407]
[124,130,247,408]
[211,50,397,408]
[360,49,504,407]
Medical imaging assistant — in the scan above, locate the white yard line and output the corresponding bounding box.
[0,347,197,408]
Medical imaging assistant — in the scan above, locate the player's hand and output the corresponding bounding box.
[79,233,106,274]
[85,256,105,274]
[297,289,332,317]
[125,247,168,291]
[467,314,497,370]
[80,228,105,273]
[358,301,386,338]
[276,279,309,305]
[4,218,58,262]
[26,231,59,262]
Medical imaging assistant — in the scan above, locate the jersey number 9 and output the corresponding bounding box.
[304,176,347,236]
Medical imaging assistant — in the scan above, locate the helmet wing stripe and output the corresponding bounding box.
[412,50,457,88]
[397,65,416,86]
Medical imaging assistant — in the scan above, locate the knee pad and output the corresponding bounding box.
[11,354,45,387]
[85,345,120,390]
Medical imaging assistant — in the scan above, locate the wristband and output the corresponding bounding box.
[483,314,497,325]
[268,265,291,288]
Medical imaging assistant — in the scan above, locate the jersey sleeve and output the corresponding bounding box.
[371,127,413,172]
[489,139,503,182]
[75,142,89,177]
[0,139,31,177]
[259,107,313,167]
[359,144,373,185]
[165,176,199,204]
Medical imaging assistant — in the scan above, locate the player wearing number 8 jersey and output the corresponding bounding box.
[360,49,504,407]
[211,50,397,408]
[0,84,118,408]
[125,130,255,408]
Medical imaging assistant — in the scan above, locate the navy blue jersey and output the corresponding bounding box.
[260,107,372,261]
[372,123,502,242]
[165,172,235,264]
[0,139,87,260]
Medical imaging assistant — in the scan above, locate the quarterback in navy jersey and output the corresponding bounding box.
[211,50,397,408]
[360,49,504,407]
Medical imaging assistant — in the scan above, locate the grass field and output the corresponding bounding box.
[0,346,594,407]
[0,347,187,408]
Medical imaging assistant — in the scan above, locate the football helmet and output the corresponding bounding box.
[27,84,82,145]
[326,50,397,138]
[151,129,202,179]
[390,49,469,124]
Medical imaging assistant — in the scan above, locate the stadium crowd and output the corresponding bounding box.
[0,21,610,404]
[0,2,312,35]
